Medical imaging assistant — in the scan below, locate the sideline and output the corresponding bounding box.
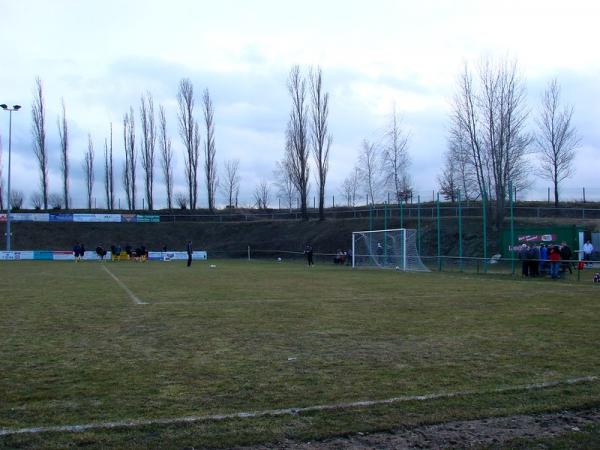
[0,375,596,437]
[101,264,147,305]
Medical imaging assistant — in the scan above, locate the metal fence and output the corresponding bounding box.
[150,204,600,223]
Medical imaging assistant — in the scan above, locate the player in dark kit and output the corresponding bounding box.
[186,240,193,267]
[304,243,314,267]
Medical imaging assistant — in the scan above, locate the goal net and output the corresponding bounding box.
[352,228,429,272]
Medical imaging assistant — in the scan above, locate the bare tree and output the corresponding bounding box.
[159,105,174,210]
[274,156,296,210]
[83,134,95,209]
[309,66,332,220]
[382,107,412,203]
[437,149,459,202]
[57,98,70,209]
[445,129,479,200]
[48,193,63,209]
[122,108,136,210]
[175,192,188,209]
[177,78,200,209]
[11,190,24,210]
[103,123,114,209]
[286,65,310,220]
[536,78,580,207]
[32,76,49,209]
[202,88,218,211]
[140,91,156,210]
[221,159,241,208]
[449,57,531,227]
[253,180,270,209]
[340,167,360,206]
[358,140,380,204]
[31,192,43,210]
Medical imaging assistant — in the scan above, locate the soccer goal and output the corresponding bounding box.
[352,228,429,272]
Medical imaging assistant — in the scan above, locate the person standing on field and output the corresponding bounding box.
[186,240,193,267]
[304,243,314,267]
[583,240,594,267]
[185,241,194,267]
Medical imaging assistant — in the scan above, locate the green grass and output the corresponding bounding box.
[1,260,599,448]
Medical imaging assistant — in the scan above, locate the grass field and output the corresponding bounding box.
[1,259,600,448]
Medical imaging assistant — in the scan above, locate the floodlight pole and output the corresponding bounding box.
[1,104,21,251]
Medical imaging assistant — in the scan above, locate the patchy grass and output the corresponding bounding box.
[1,260,599,448]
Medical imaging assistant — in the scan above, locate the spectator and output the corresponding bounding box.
[560,242,573,275]
[539,244,548,276]
[186,240,193,267]
[583,240,594,268]
[519,244,529,277]
[549,245,561,279]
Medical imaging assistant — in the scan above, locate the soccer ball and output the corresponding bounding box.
[277,257,282,262]
[593,273,600,283]
[209,264,216,268]
[395,266,400,271]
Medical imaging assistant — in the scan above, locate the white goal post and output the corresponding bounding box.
[352,228,429,272]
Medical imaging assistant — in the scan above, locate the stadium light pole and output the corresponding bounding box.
[1,104,21,251]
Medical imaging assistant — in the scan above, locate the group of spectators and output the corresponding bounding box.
[333,249,352,265]
[109,244,148,261]
[72,242,149,261]
[518,240,594,279]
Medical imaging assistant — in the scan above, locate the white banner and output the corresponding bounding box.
[0,251,35,260]
[10,213,50,222]
[73,214,122,223]
[147,251,207,261]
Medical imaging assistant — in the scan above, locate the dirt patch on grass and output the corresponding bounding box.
[238,408,600,449]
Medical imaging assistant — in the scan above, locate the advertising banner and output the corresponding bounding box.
[11,213,50,222]
[50,213,74,222]
[136,215,160,223]
[517,234,557,243]
[121,214,137,223]
[0,251,35,260]
[147,251,207,261]
[53,251,75,261]
[73,214,122,223]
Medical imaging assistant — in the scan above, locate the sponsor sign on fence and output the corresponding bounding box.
[73,214,122,223]
[50,213,74,222]
[11,213,50,222]
[0,250,207,261]
[147,251,207,261]
[136,215,160,223]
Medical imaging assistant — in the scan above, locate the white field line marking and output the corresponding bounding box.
[0,375,596,437]
[101,265,147,305]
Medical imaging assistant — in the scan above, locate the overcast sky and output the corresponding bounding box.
[1,0,600,208]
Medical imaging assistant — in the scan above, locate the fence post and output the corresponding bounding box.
[458,190,463,272]
[583,187,586,203]
[547,187,550,204]
[483,190,488,274]
[509,180,515,276]
[417,195,421,256]
[437,192,441,271]
[400,200,404,229]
